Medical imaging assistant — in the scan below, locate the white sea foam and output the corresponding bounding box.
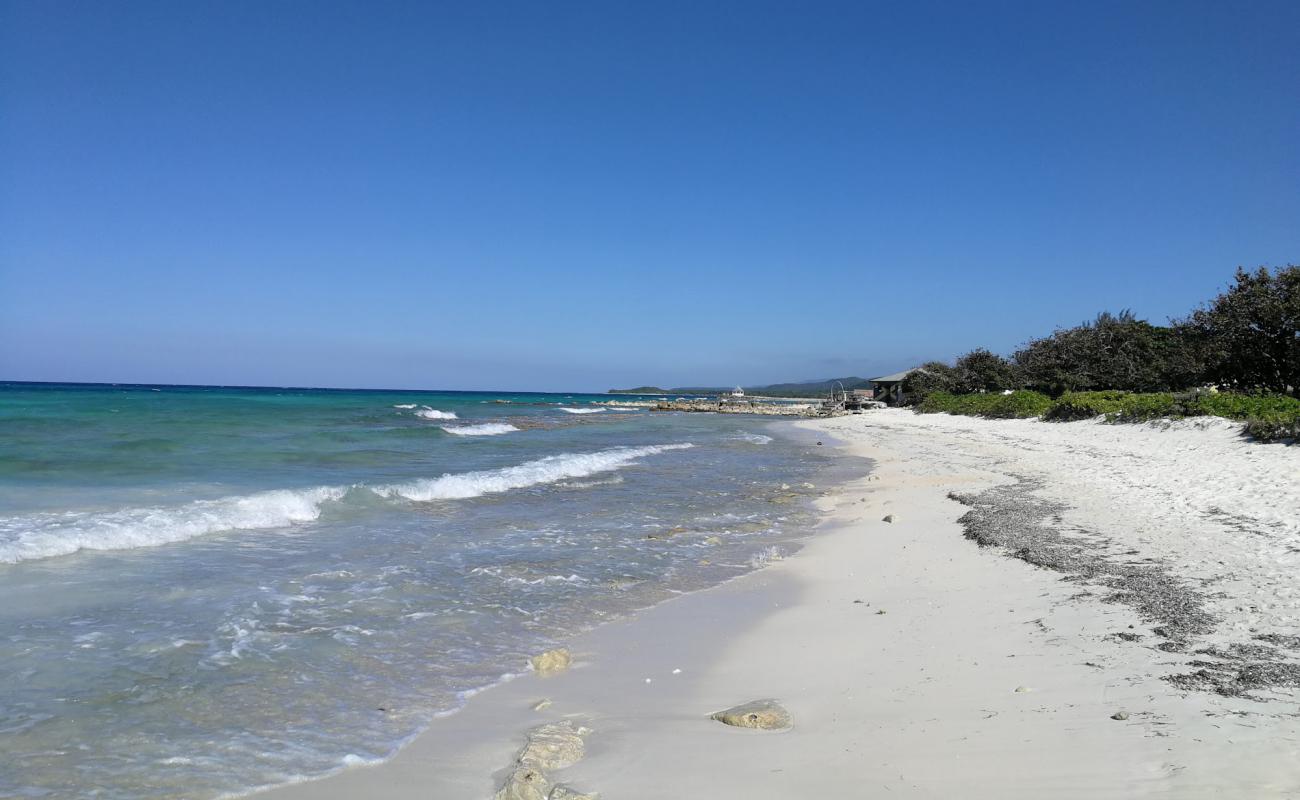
[440,423,519,437]
[392,404,418,409]
[731,432,774,444]
[0,486,347,564]
[414,407,458,420]
[375,443,694,502]
[749,545,786,568]
[559,407,605,414]
[0,444,694,564]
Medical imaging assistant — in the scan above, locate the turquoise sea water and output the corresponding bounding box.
[0,383,837,798]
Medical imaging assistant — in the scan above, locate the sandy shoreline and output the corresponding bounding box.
[258,411,1300,799]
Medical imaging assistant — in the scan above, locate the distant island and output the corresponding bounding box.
[610,376,874,399]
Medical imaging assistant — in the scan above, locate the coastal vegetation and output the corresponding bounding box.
[905,265,1300,440]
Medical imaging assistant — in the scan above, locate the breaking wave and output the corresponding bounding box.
[392,404,418,409]
[414,407,458,420]
[559,407,605,414]
[0,487,348,564]
[0,444,695,564]
[441,423,519,437]
[375,444,694,502]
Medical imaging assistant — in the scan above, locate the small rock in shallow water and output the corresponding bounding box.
[530,649,572,675]
[1111,711,1130,721]
[710,699,792,730]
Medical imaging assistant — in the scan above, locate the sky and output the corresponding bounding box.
[2,1,1297,392]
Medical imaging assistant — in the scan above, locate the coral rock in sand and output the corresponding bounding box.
[495,721,594,800]
[882,514,896,523]
[518,720,590,771]
[710,699,792,730]
[530,648,572,675]
[496,766,551,800]
[532,698,552,712]
[1111,710,1130,721]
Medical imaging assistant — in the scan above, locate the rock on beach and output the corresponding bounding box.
[709,699,793,730]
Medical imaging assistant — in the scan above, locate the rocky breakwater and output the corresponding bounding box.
[652,399,824,417]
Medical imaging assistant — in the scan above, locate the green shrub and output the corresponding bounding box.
[1109,392,1180,421]
[1193,392,1300,442]
[1043,391,1132,421]
[1043,389,1300,441]
[918,388,1298,441]
[1188,391,1300,420]
[1043,391,1179,422]
[917,390,1052,419]
[1244,412,1300,442]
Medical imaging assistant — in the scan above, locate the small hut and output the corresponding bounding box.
[868,369,918,406]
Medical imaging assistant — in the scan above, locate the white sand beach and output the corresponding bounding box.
[259,410,1300,799]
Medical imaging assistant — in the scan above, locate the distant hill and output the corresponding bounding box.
[745,377,874,398]
[609,376,873,399]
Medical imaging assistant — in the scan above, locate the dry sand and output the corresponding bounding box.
[257,410,1300,799]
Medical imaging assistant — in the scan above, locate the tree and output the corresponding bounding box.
[900,361,957,404]
[953,348,1018,393]
[1013,311,1203,395]
[1186,266,1300,396]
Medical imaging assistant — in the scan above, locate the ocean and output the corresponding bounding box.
[0,383,839,799]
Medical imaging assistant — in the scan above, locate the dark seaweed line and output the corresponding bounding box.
[947,477,1300,700]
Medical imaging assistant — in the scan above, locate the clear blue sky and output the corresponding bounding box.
[2,1,1297,391]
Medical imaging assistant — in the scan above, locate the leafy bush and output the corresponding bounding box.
[916,390,1052,418]
[1038,390,1300,441]
[921,388,1298,441]
[1043,391,1179,421]
[1110,392,1181,421]
[1244,413,1300,442]
[1188,391,1300,420]
[1042,391,1133,421]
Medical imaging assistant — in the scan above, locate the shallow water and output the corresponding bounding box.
[0,383,839,799]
